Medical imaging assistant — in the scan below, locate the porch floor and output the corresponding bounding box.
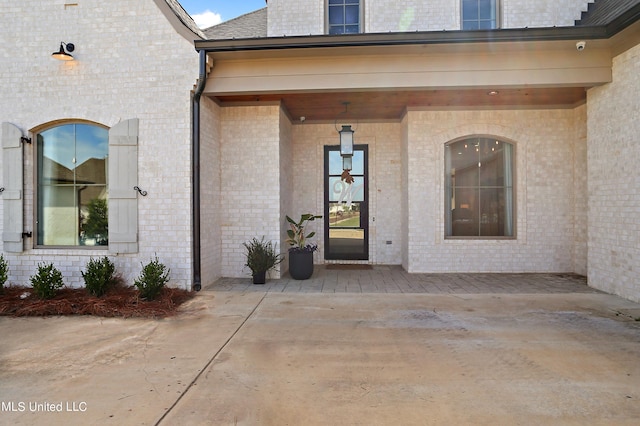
[207,265,597,294]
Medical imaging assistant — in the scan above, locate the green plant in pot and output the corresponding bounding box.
[286,213,322,280]
[243,237,283,284]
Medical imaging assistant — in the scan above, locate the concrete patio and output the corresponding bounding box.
[1,269,639,425]
[210,265,600,294]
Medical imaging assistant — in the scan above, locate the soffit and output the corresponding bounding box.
[200,20,639,122]
[215,87,587,122]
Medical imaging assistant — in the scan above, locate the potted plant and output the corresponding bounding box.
[285,213,322,280]
[243,237,283,284]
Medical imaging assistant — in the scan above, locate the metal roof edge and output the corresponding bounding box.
[605,2,640,35]
[194,26,612,53]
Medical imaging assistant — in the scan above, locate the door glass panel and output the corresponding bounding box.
[325,146,368,260]
[329,202,361,227]
[328,176,365,202]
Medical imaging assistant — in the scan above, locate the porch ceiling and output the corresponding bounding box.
[213,87,587,122]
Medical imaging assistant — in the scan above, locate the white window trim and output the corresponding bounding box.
[461,0,501,30]
[326,0,364,35]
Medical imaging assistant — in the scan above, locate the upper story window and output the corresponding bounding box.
[462,0,498,30]
[445,137,514,238]
[328,0,361,34]
[36,123,109,246]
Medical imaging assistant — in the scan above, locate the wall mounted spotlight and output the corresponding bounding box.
[52,42,75,61]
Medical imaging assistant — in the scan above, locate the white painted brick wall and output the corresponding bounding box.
[200,96,222,286]
[268,0,324,36]
[404,108,584,273]
[289,122,404,265]
[219,105,283,278]
[221,110,586,276]
[503,0,593,28]
[573,104,588,276]
[367,0,459,32]
[266,0,593,36]
[0,0,200,289]
[279,107,294,273]
[587,44,640,302]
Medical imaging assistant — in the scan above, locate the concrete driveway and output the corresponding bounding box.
[1,274,639,425]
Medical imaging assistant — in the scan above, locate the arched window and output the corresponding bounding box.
[445,137,514,237]
[36,123,109,246]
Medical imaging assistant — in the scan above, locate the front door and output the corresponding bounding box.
[324,145,368,260]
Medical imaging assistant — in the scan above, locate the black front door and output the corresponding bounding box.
[324,145,368,260]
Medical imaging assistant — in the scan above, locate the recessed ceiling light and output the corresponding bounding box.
[488,90,499,96]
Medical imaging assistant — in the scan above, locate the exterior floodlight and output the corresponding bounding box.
[52,42,75,61]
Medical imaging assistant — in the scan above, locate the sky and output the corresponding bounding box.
[179,1,267,28]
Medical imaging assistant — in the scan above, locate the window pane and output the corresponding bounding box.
[344,25,359,33]
[38,185,78,245]
[39,125,75,183]
[479,0,496,20]
[446,137,514,238]
[479,139,504,186]
[328,0,359,34]
[345,5,359,24]
[462,21,479,30]
[450,140,479,187]
[37,123,108,246]
[329,202,361,228]
[329,176,365,202]
[329,149,364,175]
[329,150,343,175]
[75,124,108,185]
[329,6,344,25]
[480,187,508,236]
[451,187,478,236]
[463,0,496,30]
[81,193,108,246]
[479,20,495,29]
[462,0,479,19]
[350,150,364,174]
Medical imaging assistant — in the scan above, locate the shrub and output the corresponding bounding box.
[243,237,283,275]
[134,256,170,301]
[82,257,116,297]
[0,255,7,294]
[285,213,322,253]
[30,263,64,300]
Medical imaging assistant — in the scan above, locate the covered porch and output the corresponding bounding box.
[193,25,635,284]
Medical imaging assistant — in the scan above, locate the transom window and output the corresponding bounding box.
[462,0,498,30]
[445,137,514,238]
[36,123,109,246]
[328,0,361,34]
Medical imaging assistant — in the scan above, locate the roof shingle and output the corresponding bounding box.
[203,8,267,40]
[576,0,640,26]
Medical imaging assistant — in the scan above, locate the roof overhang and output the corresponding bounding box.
[193,8,640,121]
[195,8,639,55]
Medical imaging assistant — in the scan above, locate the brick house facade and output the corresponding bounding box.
[1,1,639,302]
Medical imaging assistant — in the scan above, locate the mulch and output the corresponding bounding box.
[0,284,195,319]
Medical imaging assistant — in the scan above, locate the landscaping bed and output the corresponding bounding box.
[0,284,194,318]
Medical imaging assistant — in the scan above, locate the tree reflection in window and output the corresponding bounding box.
[37,123,109,246]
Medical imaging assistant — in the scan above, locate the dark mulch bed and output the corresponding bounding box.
[0,285,195,318]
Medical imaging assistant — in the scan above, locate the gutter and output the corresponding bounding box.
[194,8,640,53]
[194,26,611,53]
[191,49,207,292]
